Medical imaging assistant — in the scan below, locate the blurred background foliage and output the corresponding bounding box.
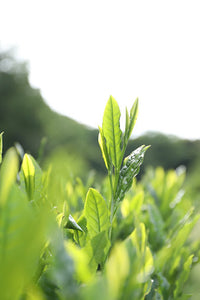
[0,49,200,195]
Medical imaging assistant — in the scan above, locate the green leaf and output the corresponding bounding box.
[106,241,130,298]
[0,148,19,207]
[0,184,49,300]
[156,212,200,274]
[47,228,77,299]
[29,155,43,194]
[102,95,122,168]
[125,98,139,142]
[84,188,110,238]
[130,223,154,283]
[0,131,3,164]
[74,215,88,247]
[89,231,110,268]
[21,153,35,200]
[174,254,193,298]
[124,107,130,140]
[98,126,110,170]
[112,213,135,242]
[64,214,83,232]
[66,240,93,283]
[121,190,144,217]
[147,202,165,251]
[115,145,150,202]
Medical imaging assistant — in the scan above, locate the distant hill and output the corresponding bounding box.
[1,50,200,179]
[0,50,102,173]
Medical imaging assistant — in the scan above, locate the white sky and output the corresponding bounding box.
[0,0,200,140]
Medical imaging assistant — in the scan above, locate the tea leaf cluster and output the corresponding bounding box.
[0,96,199,300]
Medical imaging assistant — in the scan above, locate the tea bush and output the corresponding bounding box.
[0,96,199,300]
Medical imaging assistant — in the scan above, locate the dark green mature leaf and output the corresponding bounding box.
[115,145,150,203]
[84,188,110,238]
[0,131,3,164]
[102,95,122,168]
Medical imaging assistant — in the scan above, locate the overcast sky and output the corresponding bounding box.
[1,0,200,140]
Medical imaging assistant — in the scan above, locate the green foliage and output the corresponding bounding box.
[0,149,50,300]
[99,96,149,238]
[115,145,150,204]
[84,188,110,237]
[0,96,199,299]
[102,95,122,169]
[0,147,19,206]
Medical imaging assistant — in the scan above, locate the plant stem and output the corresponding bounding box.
[113,142,127,200]
[109,140,129,241]
[108,169,114,240]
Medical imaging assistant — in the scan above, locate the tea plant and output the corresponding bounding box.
[0,96,199,300]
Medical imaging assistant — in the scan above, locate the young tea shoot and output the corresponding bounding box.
[99,96,149,237]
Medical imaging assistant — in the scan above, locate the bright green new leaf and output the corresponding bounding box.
[98,126,110,170]
[21,153,35,200]
[128,98,138,138]
[115,145,150,203]
[102,95,122,168]
[84,188,110,238]
[124,98,139,142]
[29,154,43,200]
[0,147,19,207]
[124,107,130,140]
[0,131,3,164]
[20,154,43,203]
